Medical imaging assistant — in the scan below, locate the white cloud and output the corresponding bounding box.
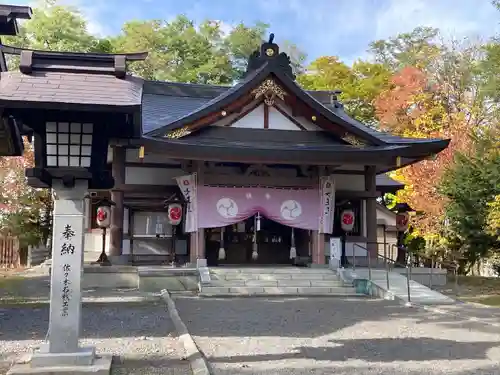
[63,0,114,37]
[375,0,499,41]
[218,20,234,36]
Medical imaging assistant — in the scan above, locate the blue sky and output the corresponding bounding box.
[12,0,500,64]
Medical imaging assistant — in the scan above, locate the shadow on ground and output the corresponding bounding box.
[209,337,498,363]
[0,300,171,341]
[174,296,500,338]
[209,364,500,375]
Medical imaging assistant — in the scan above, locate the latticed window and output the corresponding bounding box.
[45,122,93,167]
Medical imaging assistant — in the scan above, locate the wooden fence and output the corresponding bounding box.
[0,236,20,268]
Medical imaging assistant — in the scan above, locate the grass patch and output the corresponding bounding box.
[0,275,24,293]
[0,275,33,305]
[460,295,500,307]
[438,275,500,306]
[0,299,49,308]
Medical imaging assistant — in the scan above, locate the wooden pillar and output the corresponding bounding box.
[312,167,326,265]
[311,231,325,265]
[189,232,198,263]
[109,146,126,257]
[365,166,377,258]
[190,161,205,263]
[198,229,205,259]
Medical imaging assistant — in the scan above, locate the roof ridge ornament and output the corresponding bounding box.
[245,33,295,80]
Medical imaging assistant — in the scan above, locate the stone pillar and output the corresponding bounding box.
[365,166,378,258]
[29,180,102,369]
[109,146,125,257]
[311,230,325,265]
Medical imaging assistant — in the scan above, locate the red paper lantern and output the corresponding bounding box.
[96,206,111,228]
[340,209,355,232]
[396,212,410,232]
[168,203,183,225]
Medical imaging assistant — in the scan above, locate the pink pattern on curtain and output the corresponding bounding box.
[197,185,321,230]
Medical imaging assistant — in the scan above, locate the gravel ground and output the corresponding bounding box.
[0,296,191,374]
[174,296,500,375]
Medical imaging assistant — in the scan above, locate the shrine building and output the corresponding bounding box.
[0,35,449,267]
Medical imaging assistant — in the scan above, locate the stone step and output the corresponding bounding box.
[199,286,360,297]
[212,273,339,281]
[210,271,336,276]
[209,279,345,287]
[210,268,329,274]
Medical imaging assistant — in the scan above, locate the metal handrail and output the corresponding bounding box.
[353,242,413,304]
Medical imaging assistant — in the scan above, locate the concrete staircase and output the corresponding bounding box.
[199,267,360,297]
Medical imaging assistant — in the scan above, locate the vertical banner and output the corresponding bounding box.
[175,173,198,233]
[319,176,335,234]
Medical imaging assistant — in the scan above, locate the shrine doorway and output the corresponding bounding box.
[205,216,310,266]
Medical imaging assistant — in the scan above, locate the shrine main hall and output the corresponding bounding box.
[0,35,449,267]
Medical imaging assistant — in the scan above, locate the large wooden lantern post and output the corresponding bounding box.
[0,45,147,372]
[340,203,355,266]
[94,197,116,266]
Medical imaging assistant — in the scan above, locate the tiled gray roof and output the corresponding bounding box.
[142,94,212,133]
[141,77,341,134]
[0,71,143,107]
[143,80,228,98]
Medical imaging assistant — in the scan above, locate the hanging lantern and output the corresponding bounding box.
[396,212,410,232]
[96,206,111,228]
[167,203,183,225]
[340,209,355,232]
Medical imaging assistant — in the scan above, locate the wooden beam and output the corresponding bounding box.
[336,190,381,199]
[203,174,315,188]
[119,184,178,195]
[333,169,365,175]
[283,95,346,136]
[263,103,269,129]
[272,104,307,130]
[125,162,182,169]
[187,92,254,132]
[224,99,262,127]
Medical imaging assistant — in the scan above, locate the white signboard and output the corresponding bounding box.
[319,176,335,234]
[175,173,197,233]
[329,237,341,269]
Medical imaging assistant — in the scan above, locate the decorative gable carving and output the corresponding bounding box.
[251,79,287,106]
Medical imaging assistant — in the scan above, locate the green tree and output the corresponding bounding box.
[111,17,281,83]
[297,56,391,124]
[2,0,112,69]
[369,27,442,71]
[440,134,500,263]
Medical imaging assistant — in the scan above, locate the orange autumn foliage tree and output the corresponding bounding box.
[0,140,52,246]
[374,66,472,235]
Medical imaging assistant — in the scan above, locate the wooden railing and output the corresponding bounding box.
[0,236,20,268]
